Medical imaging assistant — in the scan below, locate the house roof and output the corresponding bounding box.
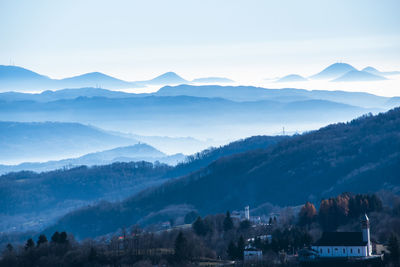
[313,232,367,246]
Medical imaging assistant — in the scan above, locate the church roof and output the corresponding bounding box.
[314,232,367,246]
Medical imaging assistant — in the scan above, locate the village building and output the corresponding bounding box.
[311,214,372,258]
[244,244,263,262]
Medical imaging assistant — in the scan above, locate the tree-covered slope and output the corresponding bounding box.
[49,108,400,238]
[0,162,172,233]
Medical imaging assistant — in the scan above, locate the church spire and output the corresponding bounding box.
[361,213,371,256]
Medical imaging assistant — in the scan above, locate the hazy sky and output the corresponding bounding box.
[1,0,399,81]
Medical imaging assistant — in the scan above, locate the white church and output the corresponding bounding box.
[311,214,372,258]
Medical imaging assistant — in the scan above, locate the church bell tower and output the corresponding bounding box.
[361,214,372,256]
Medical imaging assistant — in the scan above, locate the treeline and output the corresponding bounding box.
[2,192,400,266]
[298,193,383,230]
[0,161,171,216]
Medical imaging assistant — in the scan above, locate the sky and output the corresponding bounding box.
[0,0,400,82]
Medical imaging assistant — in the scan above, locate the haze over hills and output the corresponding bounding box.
[0,135,282,233]
[0,121,139,164]
[0,144,186,175]
[46,107,400,239]
[276,74,308,83]
[0,94,374,140]
[191,77,234,83]
[1,85,396,109]
[0,65,54,91]
[2,63,398,93]
[155,84,392,108]
[310,63,357,80]
[57,72,137,89]
[0,65,191,91]
[362,66,400,76]
[0,87,137,102]
[0,120,211,163]
[137,71,187,85]
[332,70,387,82]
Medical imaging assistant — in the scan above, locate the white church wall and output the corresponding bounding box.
[312,246,367,257]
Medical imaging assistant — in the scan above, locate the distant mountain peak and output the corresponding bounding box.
[362,66,379,72]
[311,62,357,80]
[276,74,307,83]
[62,71,122,81]
[148,72,187,84]
[0,65,50,80]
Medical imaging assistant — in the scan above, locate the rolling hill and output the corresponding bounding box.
[0,121,138,164]
[155,84,390,108]
[58,72,136,89]
[276,74,307,83]
[0,162,172,233]
[47,107,400,238]
[362,66,400,76]
[332,70,387,82]
[0,144,186,175]
[0,87,138,102]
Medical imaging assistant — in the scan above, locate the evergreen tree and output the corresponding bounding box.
[174,231,189,261]
[25,238,35,250]
[192,216,209,236]
[59,231,68,244]
[51,231,60,243]
[227,241,237,260]
[37,234,48,247]
[237,236,245,260]
[6,243,13,252]
[388,233,400,263]
[223,211,234,231]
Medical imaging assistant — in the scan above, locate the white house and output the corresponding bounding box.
[311,214,372,258]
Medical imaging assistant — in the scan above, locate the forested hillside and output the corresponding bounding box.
[0,162,171,233]
[1,135,282,235]
[165,135,287,178]
[49,108,400,238]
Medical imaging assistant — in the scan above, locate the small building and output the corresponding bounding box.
[244,245,263,261]
[311,214,372,258]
